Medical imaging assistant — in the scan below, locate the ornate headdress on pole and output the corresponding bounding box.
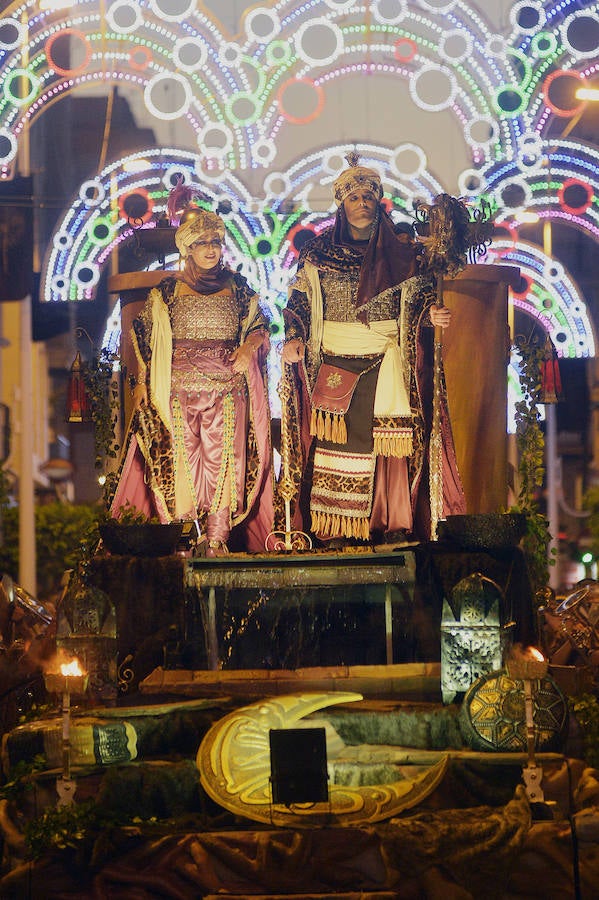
[332,151,383,206]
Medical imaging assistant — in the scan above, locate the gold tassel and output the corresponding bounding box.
[310,406,318,436]
[317,409,325,440]
[373,431,414,458]
[324,410,332,442]
[338,415,347,444]
[331,414,339,444]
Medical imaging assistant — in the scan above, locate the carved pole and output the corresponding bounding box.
[429,275,444,541]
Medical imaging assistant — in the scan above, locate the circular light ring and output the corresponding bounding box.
[390,143,427,179]
[118,187,154,224]
[321,150,348,177]
[162,166,193,191]
[510,2,546,34]
[88,214,115,247]
[530,31,557,58]
[558,178,593,215]
[197,121,234,157]
[45,28,92,77]
[265,40,292,67]
[173,37,208,73]
[542,69,586,119]
[225,91,261,126]
[3,69,40,106]
[373,0,408,26]
[149,0,196,21]
[492,84,527,117]
[245,8,281,44]
[264,171,292,198]
[53,230,73,250]
[394,37,418,62]
[560,12,599,61]
[251,234,276,258]
[129,45,153,71]
[438,29,473,65]
[409,64,457,112]
[214,192,238,215]
[295,18,344,68]
[276,77,325,125]
[0,17,24,51]
[484,36,509,59]
[144,72,192,121]
[0,128,17,164]
[219,42,243,69]
[105,1,144,35]
[511,272,532,299]
[50,274,68,296]
[465,116,500,149]
[543,259,565,283]
[251,138,277,166]
[72,261,100,289]
[79,179,106,207]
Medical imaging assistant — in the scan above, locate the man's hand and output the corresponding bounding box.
[282,338,305,363]
[430,305,452,329]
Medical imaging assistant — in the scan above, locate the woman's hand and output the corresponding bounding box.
[230,342,255,373]
[132,382,147,412]
[282,338,305,364]
[430,305,452,329]
[231,330,266,373]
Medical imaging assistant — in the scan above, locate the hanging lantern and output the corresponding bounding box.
[66,350,92,423]
[540,334,562,404]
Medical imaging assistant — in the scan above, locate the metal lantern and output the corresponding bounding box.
[441,572,512,704]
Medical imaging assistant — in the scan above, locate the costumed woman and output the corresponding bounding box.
[110,208,274,556]
[281,152,465,543]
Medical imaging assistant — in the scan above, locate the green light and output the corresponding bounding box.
[581,551,593,565]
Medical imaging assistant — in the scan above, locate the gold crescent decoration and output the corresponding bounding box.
[197,692,449,827]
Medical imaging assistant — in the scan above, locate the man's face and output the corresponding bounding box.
[343,190,378,234]
[188,233,223,270]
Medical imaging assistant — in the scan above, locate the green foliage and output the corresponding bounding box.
[24,798,128,861]
[569,693,599,769]
[0,755,47,802]
[0,501,100,599]
[511,334,552,596]
[82,348,120,469]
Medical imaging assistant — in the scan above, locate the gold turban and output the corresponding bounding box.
[332,151,383,206]
[175,209,226,257]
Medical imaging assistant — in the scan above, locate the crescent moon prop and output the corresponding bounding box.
[197,692,449,826]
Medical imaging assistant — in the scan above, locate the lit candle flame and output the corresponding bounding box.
[60,659,84,677]
[527,647,545,662]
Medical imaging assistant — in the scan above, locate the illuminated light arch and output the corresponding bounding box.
[487,239,595,359]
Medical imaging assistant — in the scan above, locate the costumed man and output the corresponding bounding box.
[281,152,465,543]
[110,208,274,556]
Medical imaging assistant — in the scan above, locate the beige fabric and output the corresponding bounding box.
[322,320,412,418]
[175,210,225,257]
[149,288,172,430]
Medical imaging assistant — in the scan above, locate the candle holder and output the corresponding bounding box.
[44,658,89,807]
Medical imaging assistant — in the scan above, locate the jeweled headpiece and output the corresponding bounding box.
[332,151,383,206]
[175,209,225,257]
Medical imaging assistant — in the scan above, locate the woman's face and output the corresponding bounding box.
[188,232,223,270]
[343,190,378,238]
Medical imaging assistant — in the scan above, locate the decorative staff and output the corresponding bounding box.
[265,360,312,552]
[416,195,493,539]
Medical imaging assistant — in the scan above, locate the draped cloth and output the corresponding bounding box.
[282,207,465,542]
[110,273,274,552]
